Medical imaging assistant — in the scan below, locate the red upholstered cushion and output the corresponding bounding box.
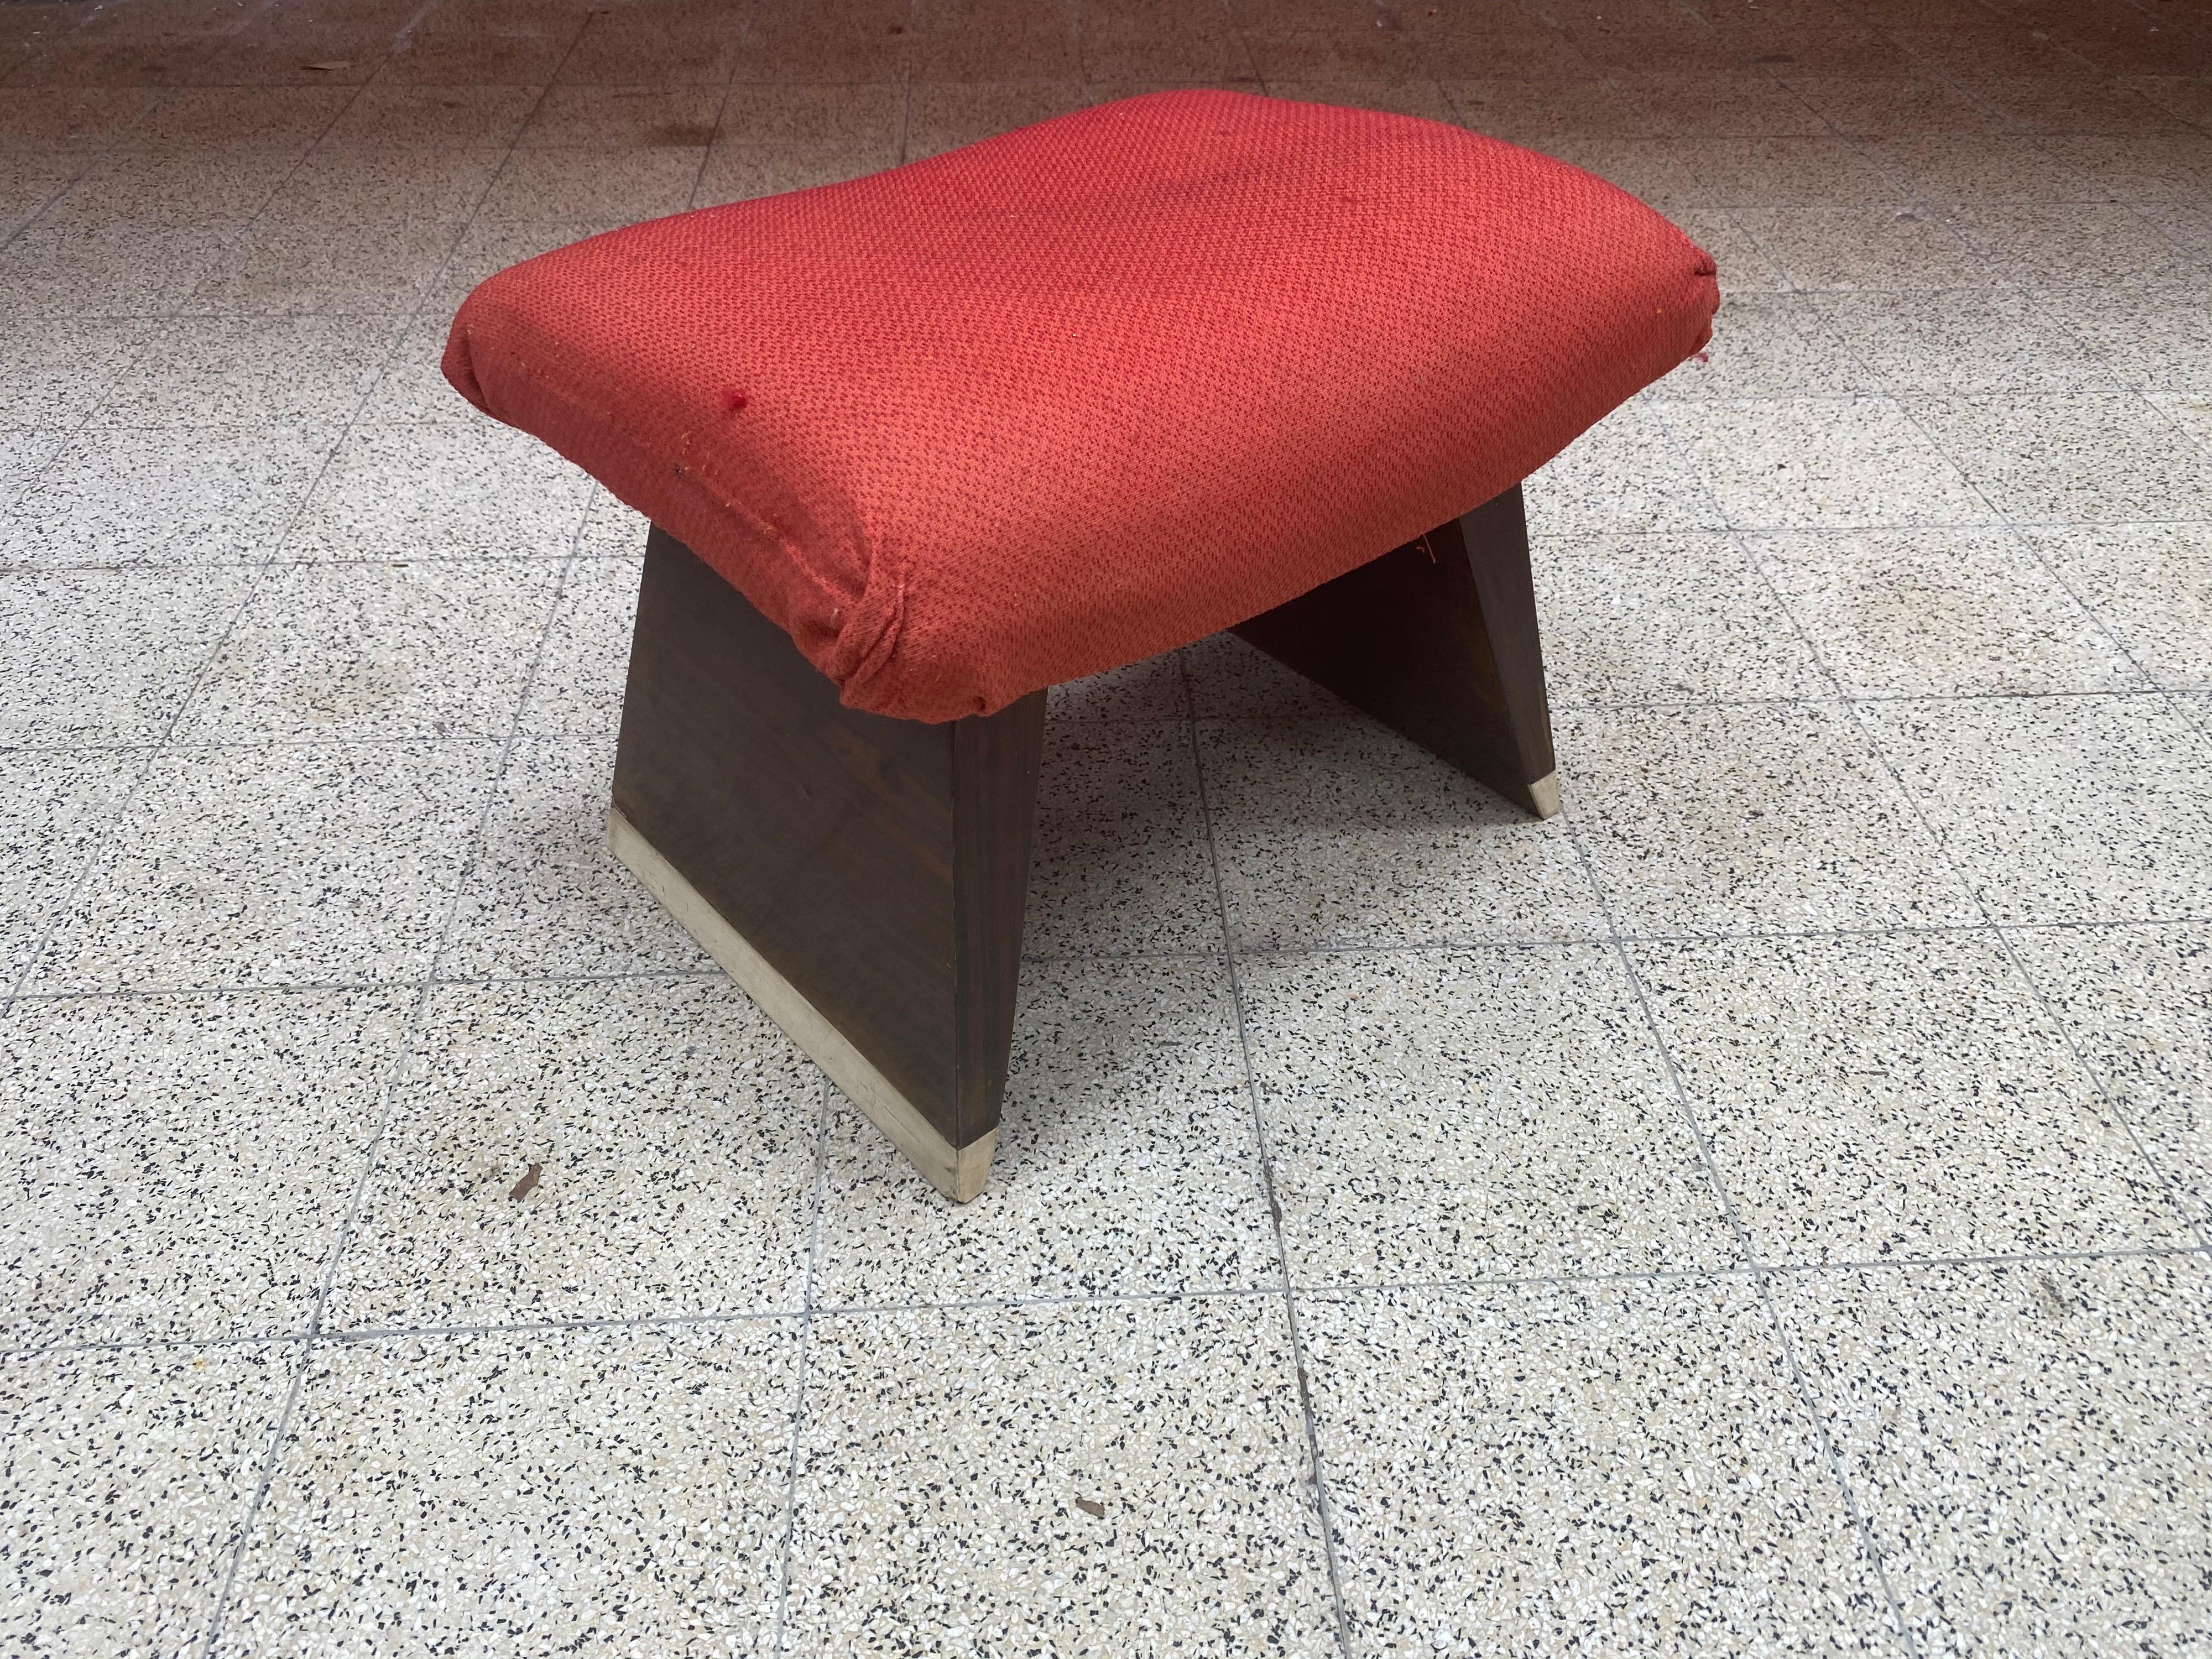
[444,90,1716,722]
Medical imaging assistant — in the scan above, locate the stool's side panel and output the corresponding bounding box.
[952,691,1047,1140]
[1229,483,1559,818]
[611,527,962,1130]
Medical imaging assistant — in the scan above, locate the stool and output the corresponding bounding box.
[444,90,1718,1201]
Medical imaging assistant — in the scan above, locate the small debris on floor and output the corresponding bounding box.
[509,1162,544,1202]
[1073,1498,1106,1519]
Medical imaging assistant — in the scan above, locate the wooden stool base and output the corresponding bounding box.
[610,487,1556,1200]
[608,806,997,1202]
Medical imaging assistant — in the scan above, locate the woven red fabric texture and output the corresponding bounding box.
[443,89,1718,722]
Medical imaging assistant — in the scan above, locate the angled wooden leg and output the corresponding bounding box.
[607,526,1044,1202]
[1230,483,1559,818]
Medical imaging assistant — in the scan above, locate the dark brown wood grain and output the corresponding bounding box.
[1230,484,1557,816]
[610,527,1044,1154]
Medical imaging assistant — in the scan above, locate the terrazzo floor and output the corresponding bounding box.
[4,0,2211,1652]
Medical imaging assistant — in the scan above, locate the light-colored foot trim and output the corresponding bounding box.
[1527,770,1562,820]
[608,806,995,1203]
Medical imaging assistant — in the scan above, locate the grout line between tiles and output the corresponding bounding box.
[1861,349,2212,1252]
[13,1241,2205,1368]
[1721,466,2212,1625]
[16,918,2211,1010]
[188,25,596,1653]
[0,73,395,1014]
[1178,648,1357,1659]
[769,1078,831,1655]
[1556,575,1928,1653]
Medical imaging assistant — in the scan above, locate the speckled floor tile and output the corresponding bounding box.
[0,429,66,514]
[2131,197,2212,258]
[1662,396,1996,529]
[477,144,704,223]
[1199,718,1604,950]
[1533,531,1830,706]
[1558,702,1979,937]
[2159,389,2212,454]
[0,316,156,429]
[0,565,257,747]
[1656,293,1867,401]
[424,216,641,315]
[2,169,65,239]
[1024,718,1223,958]
[1775,1256,2212,1658]
[39,147,298,229]
[84,312,406,427]
[1808,287,2117,393]
[321,83,542,148]
[1907,391,2212,521]
[1777,74,2010,138]
[1728,201,1997,290]
[1858,133,2095,205]
[283,422,593,560]
[1520,399,1728,535]
[1669,207,1794,292]
[0,426,335,567]
[714,82,904,145]
[1943,201,2210,289]
[1045,651,1190,724]
[813,956,1273,1301]
[1961,75,2192,135]
[28,740,497,993]
[0,223,233,320]
[0,86,164,148]
[255,145,504,227]
[2006,920,2212,1218]
[1182,629,1355,721]
[212,1322,799,1657]
[356,305,489,423]
[1300,1277,1892,1656]
[517,84,724,147]
[1262,80,1452,121]
[904,80,1094,160]
[182,215,468,317]
[555,7,749,87]
[1680,134,1912,206]
[1635,932,2187,1263]
[176,558,561,742]
[0,988,410,1349]
[1438,76,1651,142]
[1750,527,2147,695]
[1238,944,1737,1286]
[1622,71,1835,138]
[782,1296,1339,1656]
[439,734,708,979]
[1532,135,1703,211]
[2061,285,2212,394]
[2027,522,2212,688]
[129,87,351,149]
[1863,692,2212,924]
[515,556,639,735]
[2124,76,2212,128]
[574,491,650,560]
[0,748,143,986]
[690,140,898,205]
[0,1342,297,1659]
[325,977,817,1331]
[2038,132,2212,202]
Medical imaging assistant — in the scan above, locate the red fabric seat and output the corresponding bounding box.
[443,90,1717,722]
